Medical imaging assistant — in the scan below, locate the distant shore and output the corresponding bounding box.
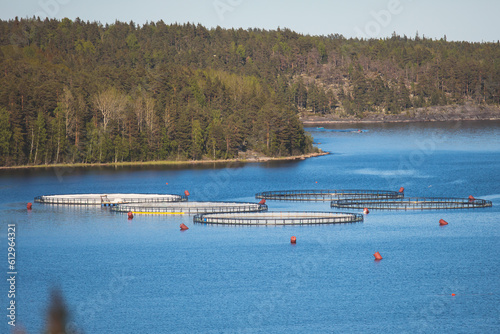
[301,103,500,125]
[0,151,329,170]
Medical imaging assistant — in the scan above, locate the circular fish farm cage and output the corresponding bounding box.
[193,211,364,225]
[255,189,404,202]
[34,193,187,206]
[331,197,493,211]
[112,201,268,215]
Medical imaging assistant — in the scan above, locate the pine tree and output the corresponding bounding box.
[32,112,47,165]
[191,119,204,159]
[52,107,67,163]
[0,108,11,164]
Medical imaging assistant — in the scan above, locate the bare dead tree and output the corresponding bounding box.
[94,88,127,131]
[134,93,157,144]
[61,87,75,139]
[133,96,145,133]
[144,95,157,137]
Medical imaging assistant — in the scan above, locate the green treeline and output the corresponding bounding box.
[0,18,499,166]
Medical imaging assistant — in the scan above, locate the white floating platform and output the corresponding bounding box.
[112,201,268,214]
[194,211,364,225]
[34,193,187,206]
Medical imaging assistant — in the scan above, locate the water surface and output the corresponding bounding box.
[1,121,499,333]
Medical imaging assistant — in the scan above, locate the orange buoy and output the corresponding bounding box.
[166,182,169,185]
[451,293,456,296]
[399,187,404,193]
[180,223,189,230]
[439,219,448,225]
[290,236,297,244]
[259,199,266,205]
[184,190,190,197]
[363,208,369,214]
[373,252,383,260]
[468,195,475,202]
[27,202,32,210]
[315,181,318,183]
[127,211,134,219]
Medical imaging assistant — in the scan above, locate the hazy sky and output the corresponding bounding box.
[1,0,499,42]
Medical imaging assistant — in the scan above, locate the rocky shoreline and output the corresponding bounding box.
[301,103,500,124]
[0,151,329,170]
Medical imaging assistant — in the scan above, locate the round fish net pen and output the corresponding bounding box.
[331,197,493,211]
[34,193,187,206]
[112,201,268,214]
[255,189,404,202]
[193,211,364,225]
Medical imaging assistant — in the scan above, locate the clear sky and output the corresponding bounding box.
[1,0,499,42]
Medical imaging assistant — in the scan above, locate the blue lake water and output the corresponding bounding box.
[1,121,499,333]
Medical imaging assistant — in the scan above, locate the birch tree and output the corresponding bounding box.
[93,88,127,131]
[133,93,157,145]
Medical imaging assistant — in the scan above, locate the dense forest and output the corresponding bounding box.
[0,18,499,166]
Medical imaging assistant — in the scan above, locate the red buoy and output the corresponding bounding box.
[451,293,456,296]
[439,219,448,226]
[259,199,266,205]
[363,208,369,214]
[27,202,32,210]
[373,252,383,260]
[290,236,296,244]
[468,195,475,202]
[399,187,404,193]
[180,223,189,230]
[184,190,190,197]
[127,211,134,219]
